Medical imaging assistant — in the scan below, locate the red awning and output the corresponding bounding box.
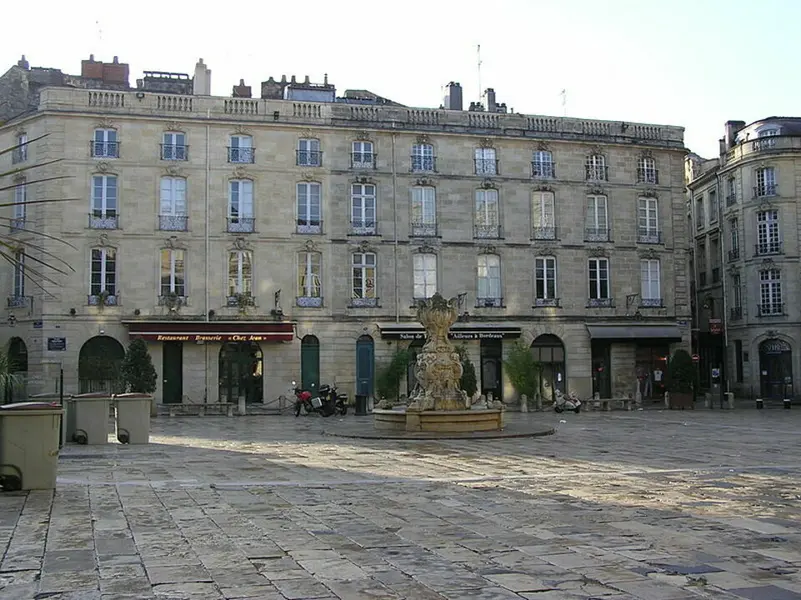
[123,321,295,343]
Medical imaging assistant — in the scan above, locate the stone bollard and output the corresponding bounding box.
[535,394,542,412]
[783,398,792,410]
[520,394,528,413]
[238,395,246,416]
[704,392,712,409]
[664,391,670,409]
[756,398,764,409]
[725,392,735,409]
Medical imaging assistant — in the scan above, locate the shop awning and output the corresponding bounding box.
[122,320,295,343]
[586,324,682,342]
[378,323,521,340]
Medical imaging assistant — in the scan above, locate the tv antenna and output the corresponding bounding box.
[477,44,483,103]
[560,89,567,117]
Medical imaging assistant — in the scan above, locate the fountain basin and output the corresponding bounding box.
[373,408,504,433]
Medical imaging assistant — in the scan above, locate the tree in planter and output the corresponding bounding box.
[0,349,23,405]
[455,345,478,400]
[375,348,411,403]
[667,349,698,408]
[503,342,541,404]
[120,339,157,394]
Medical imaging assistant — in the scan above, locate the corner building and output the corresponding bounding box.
[0,55,690,408]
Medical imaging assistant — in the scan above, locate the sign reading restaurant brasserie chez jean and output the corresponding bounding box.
[150,334,281,342]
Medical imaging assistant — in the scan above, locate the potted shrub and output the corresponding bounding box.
[120,339,158,417]
[667,349,697,410]
[456,345,478,402]
[503,342,541,406]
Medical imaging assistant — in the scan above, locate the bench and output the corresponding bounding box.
[167,402,235,417]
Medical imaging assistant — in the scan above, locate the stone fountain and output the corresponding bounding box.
[374,293,504,433]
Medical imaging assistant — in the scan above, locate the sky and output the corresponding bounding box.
[3,0,799,158]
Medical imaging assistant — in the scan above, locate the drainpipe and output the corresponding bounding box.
[391,130,399,323]
[716,172,730,394]
[204,109,211,403]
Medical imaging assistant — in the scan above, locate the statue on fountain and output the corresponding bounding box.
[407,293,469,411]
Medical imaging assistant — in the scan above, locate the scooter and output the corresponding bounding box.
[293,382,317,417]
[553,389,581,414]
[318,384,348,416]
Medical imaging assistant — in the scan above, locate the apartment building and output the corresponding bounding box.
[687,118,801,401]
[0,54,690,408]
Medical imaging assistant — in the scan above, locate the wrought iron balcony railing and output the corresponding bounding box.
[227,147,255,163]
[753,184,777,198]
[474,224,502,239]
[88,293,118,306]
[89,213,118,229]
[296,220,322,234]
[350,220,378,235]
[532,226,557,240]
[411,155,436,172]
[350,297,379,308]
[9,217,25,231]
[755,241,782,256]
[585,227,610,242]
[351,152,376,169]
[757,303,784,317]
[11,147,26,164]
[534,297,560,308]
[159,214,188,231]
[640,298,663,308]
[726,193,737,207]
[587,297,614,308]
[636,168,659,184]
[476,297,503,308]
[531,162,555,179]
[730,306,743,320]
[585,165,608,181]
[7,296,28,309]
[296,150,323,167]
[296,296,323,308]
[227,217,255,233]
[637,229,662,244]
[91,141,120,158]
[160,144,188,161]
[410,221,438,237]
[158,295,187,307]
[226,294,255,307]
[728,248,740,261]
[474,158,499,176]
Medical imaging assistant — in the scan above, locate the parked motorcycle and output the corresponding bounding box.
[553,389,582,414]
[293,382,317,417]
[318,384,348,416]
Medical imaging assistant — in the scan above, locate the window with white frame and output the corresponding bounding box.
[732,273,742,310]
[709,189,718,223]
[413,253,437,300]
[228,251,252,297]
[757,210,780,254]
[352,141,374,168]
[585,154,606,180]
[695,195,705,227]
[297,252,322,305]
[477,254,501,306]
[411,143,435,172]
[640,259,661,306]
[637,197,659,243]
[162,132,187,161]
[637,156,657,184]
[588,257,610,301]
[12,179,26,228]
[297,182,322,233]
[351,183,376,234]
[755,127,780,150]
[351,252,376,303]
[729,218,740,259]
[228,179,254,232]
[13,251,24,298]
[228,135,254,163]
[755,167,776,196]
[534,256,557,305]
[13,133,27,164]
[92,128,118,158]
[91,175,118,229]
[727,177,736,205]
[159,177,187,231]
[475,189,500,238]
[411,186,436,236]
[90,248,116,297]
[475,147,497,176]
[759,269,782,315]
[585,195,609,241]
[532,191,555,239]
[532,150,554,178]
[297,138,321,166]
[160,249,185,297]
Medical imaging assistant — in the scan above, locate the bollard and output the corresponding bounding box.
[783,398,791,410]
[519,394,528,413]
[238,395,246,416]
[756,398,764,410]
[704,392,712,409]
[725,392,735,410]
[535,395,542,412]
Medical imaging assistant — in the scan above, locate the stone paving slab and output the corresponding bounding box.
[2,410,801,599]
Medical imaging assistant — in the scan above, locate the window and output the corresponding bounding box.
[756,210,780,254]
[228,179,254,233]
[413,253,437,299]
[228,135,254,163]
[162,132,187,160]
[12,179,26,229]
[411,186,436,236]
[755,128,779,150]
[297,182,322,234]
[351,252,377,305]
[710,238,720,283]
[12,251,24,298]
[637,156,657,184]
[477,254,501,306]
[759,269,782,315]
[475,189,500,238]
[297,138,321,167]
[532,191,555,239]
[695,196,705,228]
[637,197,659,243]
[228,251,253,297]
[91,175,118,229]
[585,195,609,241]
[729,218,739,260]
[297,252,322,306]
[731,273,742,320]
[534,256,557,306]
[709,189,718,223]
[755,167,776,197]
[585,154,607,180]
[640,259,661,306]
[588,258,610,303]
[92,129,118,158]
[352,141,374,168]
[159,177,187,231]
[726,177,736,206]
[90,248,117,297]
[697,242,707,286]
[475,147,497,176]
[735,340,744,383]
[351,183,376,234]
[160,249,185,297]
[532,150,554,178]
[411,143,435,172]
[12,133,27,164]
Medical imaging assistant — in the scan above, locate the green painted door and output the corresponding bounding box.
[356,335,374,397]
[301,335,320,392]
[162,342,183,404]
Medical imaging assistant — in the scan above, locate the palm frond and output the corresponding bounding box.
[0,133,48,158]
[0,176,71,193]
[0,157,63,179]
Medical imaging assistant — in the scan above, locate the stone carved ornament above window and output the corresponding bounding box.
[231,237,253,252]
[479,137,495,148]
[758,197,774,211]
[233,124,251,136]
[232,166,252,180]
[164,165,184,178]
[96,233,111,248]
[415,242,437,255]
[165,235,187,250]
[165,121,183,133]
[355,130,372,141]
[638,248,659,260]
[416,134,432,145]
[760,258,775,268]
[534,184,554,193]
[588,146,605,158]
[12,171,25,183]
[587,246,608,258]
[536,141,550,152]
[640,149,654,159]
[302,239,319,253]
[765,329,780,340]
[95,118,116,130]
[301,171,316,182]
[354,175,374,185]
[479,178,496,189]
[477,244,498,256]
[640,188,658,198]
[95,161,117,175]
[586,184,605,195]
[299,128,315,140]
[356,240,376,254]
[415,176,435,187]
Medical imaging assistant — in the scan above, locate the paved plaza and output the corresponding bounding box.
[1,408,801,600]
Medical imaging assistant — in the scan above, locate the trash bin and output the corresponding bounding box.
[29,393,72,449]
[114,393,153,444]
[0,402,63,491]
[355,395,367,416]
[70,392,112,445]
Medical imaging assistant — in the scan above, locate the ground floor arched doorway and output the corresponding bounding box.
[5,336,27,402]
[759,339,793,400]
[219,342,263,403]
[480,338,503,402]
[531,334,565,403]
[301,335,320,393]
[78,335,125,394]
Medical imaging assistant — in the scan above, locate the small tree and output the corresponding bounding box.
[375,348,411,401]
[121,339,157,394]
[503,341,541,400]
[0,349,23,405]
[456,345,478,398]
[667,349,697,394]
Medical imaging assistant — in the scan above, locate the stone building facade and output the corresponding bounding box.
[687,118,801,401]
[0,55,690,409]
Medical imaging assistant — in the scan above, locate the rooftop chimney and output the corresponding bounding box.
[724,120,746,149]
[233,78,252,98]
[17,55,29,70]
[485,88,496,112]
[444,81,463,111]
[193,58,211,95]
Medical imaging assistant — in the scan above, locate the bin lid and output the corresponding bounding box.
[73,392,113,399]
[114,393,153,399]
[0,401,61,410]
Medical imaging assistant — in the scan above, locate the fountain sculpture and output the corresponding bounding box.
[373,293,504,433]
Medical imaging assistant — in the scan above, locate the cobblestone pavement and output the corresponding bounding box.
[2,408,801,600]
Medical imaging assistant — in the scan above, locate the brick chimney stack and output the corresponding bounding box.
[193,58,211,95]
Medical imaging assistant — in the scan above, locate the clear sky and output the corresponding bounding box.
[3,0,799,158]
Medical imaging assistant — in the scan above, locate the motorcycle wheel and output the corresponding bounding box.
[295,403,302,417]
[554,406,564,413]
[339,404,347,416]
[574,406,581,414]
